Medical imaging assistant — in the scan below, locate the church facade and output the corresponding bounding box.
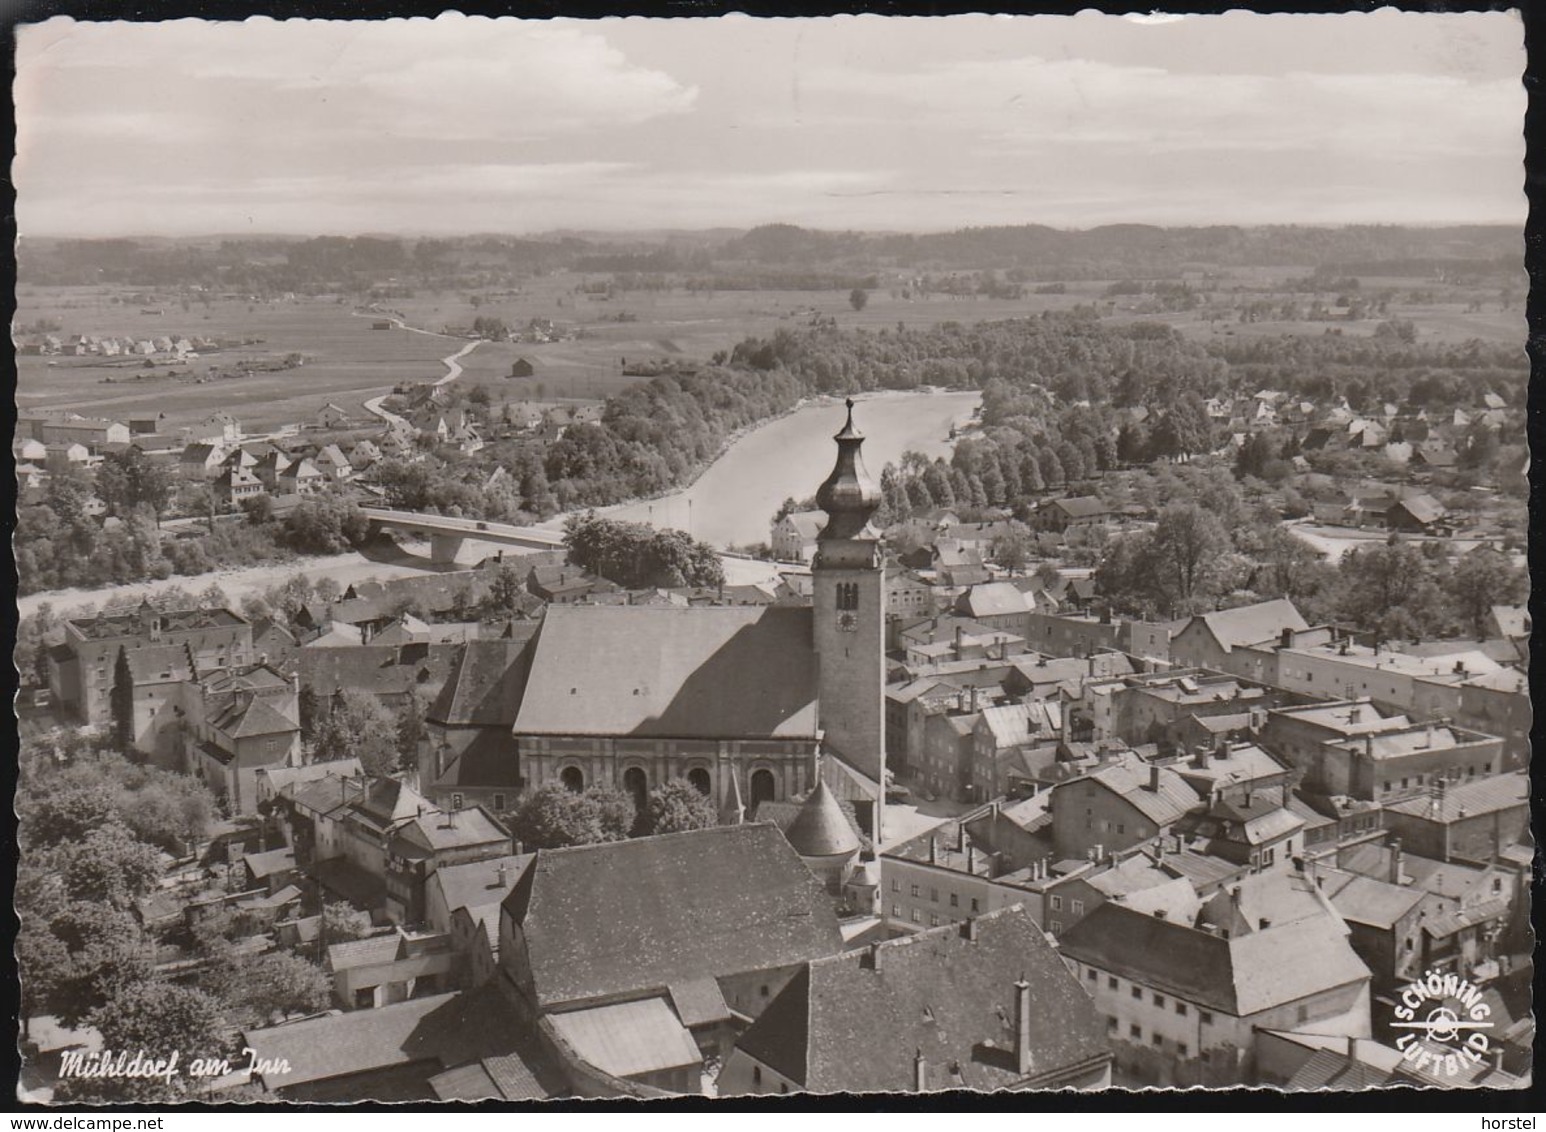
[423,400,887,817]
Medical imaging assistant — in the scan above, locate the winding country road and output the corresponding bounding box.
[358,323,482,426]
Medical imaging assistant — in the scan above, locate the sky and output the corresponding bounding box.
[13,9,1527,238]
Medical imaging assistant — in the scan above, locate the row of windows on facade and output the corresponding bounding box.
[1086,966,1215,1027]
[891,879,983,913]
[1381,765,1491,794]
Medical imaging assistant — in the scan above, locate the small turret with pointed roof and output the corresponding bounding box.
[815,398,881,543]
[785,777,862,861]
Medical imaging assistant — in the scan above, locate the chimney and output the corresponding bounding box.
[954,625,965,658]
[967,845,978,872]
[963,916,978,942]
[1365,734,1374,759]
[1348,704,1362,725]
[929,837,939,865]
[1196,747,1211,770]
[1425,723,1435,749]
[957,822,967,852]
[1259,917,1272,931]
[1014,979,1033,1076]
[1153,909,1166,920]
[1389,838,1403,885]
[1346,1035,1358,1064]
[1148,764,1161,792]
[496,862,508,887]
[1280,627,1295,649]
[1453,659,1467,677]
[1492,1047,1506,1075]
[914,1048,927,1093]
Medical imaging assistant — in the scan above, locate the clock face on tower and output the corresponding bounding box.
[837,611,859,632]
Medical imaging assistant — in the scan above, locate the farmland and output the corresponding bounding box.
[14,227,1525,436]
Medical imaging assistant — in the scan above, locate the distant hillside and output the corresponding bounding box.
[17,223,1520,290]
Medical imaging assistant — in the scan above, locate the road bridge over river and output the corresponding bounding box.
[361,506,565,563]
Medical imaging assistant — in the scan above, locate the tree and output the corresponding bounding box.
[643,778,719,836]
[109,646,135,752]
[1335,541,1446,643]
[95,448,172,521]
[396,691,429,775]
[37,901,156,1029]
[57,823,164,908]
[281,495,371,554]
[1150,503,1232,613]
[991,527,1033,575]
[1446,547,1527,639]
[203,948,330,1029]
[312,689,399,775]
[321,901,373,944]
[21,778,120,851]
[55,982,229,1101]
[511,783,634,849]
[849,288,869,312]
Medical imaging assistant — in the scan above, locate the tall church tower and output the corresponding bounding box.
[811,399,886,787]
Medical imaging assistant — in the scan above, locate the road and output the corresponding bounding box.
[359,327,481,425]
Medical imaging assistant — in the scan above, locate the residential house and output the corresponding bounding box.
[771,511,826,563]
[383,805,513,925]
[278,457,327,496]
[1059,900,1370,1087]
[1036,496,1113,533]
[721,906,1112,1095]
[328,927,459,1009]
[1048,752,1199,861]
[497,824,844,1085]
[215,465,265,508]
[1168,599,1308,678]
[1378,772,1528,865]
[47,600,252,724]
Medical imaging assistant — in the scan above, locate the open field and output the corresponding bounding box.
[13,290,455,432]
[15,260,1523,434]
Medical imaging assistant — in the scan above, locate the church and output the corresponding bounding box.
[422,400,886,820]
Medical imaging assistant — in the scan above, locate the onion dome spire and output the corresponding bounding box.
[815,398,881,541]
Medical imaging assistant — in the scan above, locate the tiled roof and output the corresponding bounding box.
[327,933,404,971]
[547,998,702,1078]
[1318,870,1426,929]
[218,697,299,739]
[1382,772,1528,822]
[262,759,363,796]
[1060,902,1368,1016]
[1047,496,1110,519]
[428,639,530,726]
[783,779,861,859]
[244,989,534,1092]
[1421,897,1511,939]
[666,977,733,1029]
[243,847,296,879]
[429,854,533,924]
[294,642,460,700]
[1190,599,1307,652]
[504,823,842,1011]
[734,905,1109,1092]
[430,728,521,790]
[1286,1048,1393,1090]
[392,808,510,855]
[1080,755,1199,827]
[512,605,818,739]
[69,605,246,640]
[958,582,1031,618]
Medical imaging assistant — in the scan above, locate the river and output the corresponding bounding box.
[578,390,981,549]
[16,390,978,621]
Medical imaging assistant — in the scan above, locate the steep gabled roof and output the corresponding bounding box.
[1189,599,1308,653]
[512,605,818,739]
[1060,901,1369,1017]
[504,823,842,1011]
[735,905,1109,1092]
[429,639,531,726]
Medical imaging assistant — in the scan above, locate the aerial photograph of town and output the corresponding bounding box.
[10,7,1534,1111]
